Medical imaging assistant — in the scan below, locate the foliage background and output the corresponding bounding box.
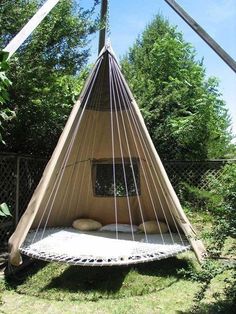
[0,4,235,160]
[0,51,15,144]
[0,0,99,155]
[121,16,234,160]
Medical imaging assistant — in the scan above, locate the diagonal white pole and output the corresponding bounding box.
[3,0,61,59]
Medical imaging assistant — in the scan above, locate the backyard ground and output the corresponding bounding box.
[0,212,235,314]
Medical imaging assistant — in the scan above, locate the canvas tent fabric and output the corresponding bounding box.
[8,45,206,266]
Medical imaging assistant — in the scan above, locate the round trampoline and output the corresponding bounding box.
[20,228,191,266]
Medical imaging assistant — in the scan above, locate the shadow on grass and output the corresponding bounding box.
[41,256,192,297]
[5,259,49,289]
[4,255,194,301]
[44,265,130,294]
[177,271,236,314]
[136,256,191,277]
[194,300,235,314]
[177,299,236,314]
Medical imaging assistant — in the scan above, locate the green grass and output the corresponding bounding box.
[1,255,234,314]
[0,211,235,314]
[4,255,195,302]
[1,254,203,314]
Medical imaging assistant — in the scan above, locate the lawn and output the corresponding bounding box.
[0,212,235,314]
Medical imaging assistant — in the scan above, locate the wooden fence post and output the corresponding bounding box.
[15,156,20,226]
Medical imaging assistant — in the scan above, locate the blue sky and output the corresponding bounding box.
[81,0,236,139]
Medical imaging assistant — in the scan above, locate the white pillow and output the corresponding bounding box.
[100,223,138,233]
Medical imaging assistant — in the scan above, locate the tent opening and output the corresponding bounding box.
[93,158,140,197]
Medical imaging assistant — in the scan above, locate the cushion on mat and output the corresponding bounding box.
[72,218,102,231]
[100,223,138,233]
[138,221,168,234]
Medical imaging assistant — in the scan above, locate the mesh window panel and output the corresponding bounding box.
[93,159,140,197]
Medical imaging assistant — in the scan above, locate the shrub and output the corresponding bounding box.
[180,163,236,256]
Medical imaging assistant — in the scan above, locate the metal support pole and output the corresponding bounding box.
[98,0,108,55]
[164,0,236,73]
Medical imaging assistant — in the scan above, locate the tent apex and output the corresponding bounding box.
[98,41,118,61]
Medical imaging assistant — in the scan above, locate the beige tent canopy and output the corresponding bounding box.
[9,45,206,266]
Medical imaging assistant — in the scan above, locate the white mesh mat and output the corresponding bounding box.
[20,228,191,266]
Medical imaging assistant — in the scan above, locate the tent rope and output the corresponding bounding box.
[110,56,135,240]
[110,57,166,244]
[112,58,185,244]
[31,56,104,243]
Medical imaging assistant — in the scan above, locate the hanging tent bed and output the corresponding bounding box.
[9,45,206,267]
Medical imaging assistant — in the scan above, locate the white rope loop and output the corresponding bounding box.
[31,57,104,244]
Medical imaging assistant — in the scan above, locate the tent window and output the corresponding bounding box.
[93,159,140,197]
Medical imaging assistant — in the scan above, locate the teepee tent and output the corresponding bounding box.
[9,45,206,266]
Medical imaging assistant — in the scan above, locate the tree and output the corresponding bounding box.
[0,51,15,143]
[0,0,99,155]
[121,15,233,160]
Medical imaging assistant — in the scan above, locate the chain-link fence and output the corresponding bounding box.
[0,153,235,249]
[0,154,47,248]
[163,160,235,191]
